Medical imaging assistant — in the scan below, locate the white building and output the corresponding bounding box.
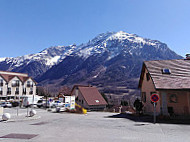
[0,71,37,101]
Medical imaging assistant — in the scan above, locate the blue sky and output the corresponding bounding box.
[0,0,189,57]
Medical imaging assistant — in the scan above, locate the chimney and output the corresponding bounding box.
[186,54,190,60]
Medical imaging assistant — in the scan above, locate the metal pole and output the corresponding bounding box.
[32,94,34,111]
[154,102,156,124]
[27,107,29,117]
[17,107,19,116]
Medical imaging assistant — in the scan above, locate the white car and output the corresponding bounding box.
[43,100,54,108]
[52,101,64,108]
[0,102,12,108]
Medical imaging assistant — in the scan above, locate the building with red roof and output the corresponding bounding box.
[71,85,107,111]
[139,55,190,116]
[0,71,37,101]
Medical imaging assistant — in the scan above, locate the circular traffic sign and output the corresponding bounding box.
[151,94,159,102]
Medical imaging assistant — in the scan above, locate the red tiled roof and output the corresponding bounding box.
[17,76,30,83]
[78,86,107,106]
[0,74,15,82]
[140,59,190,90]
[0,71,36,84]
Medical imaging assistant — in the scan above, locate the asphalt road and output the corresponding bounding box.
[0,108,190,142]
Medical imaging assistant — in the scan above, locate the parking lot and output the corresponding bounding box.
[0,108,190,142]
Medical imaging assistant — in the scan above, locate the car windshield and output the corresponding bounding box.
[38,100,43,103]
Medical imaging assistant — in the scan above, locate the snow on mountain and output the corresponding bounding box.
[2,45,76,68]
[0,57,6,62]
[0,44,77,77]
[75,31,166,60]
[0,31,167,68]
[107,31,158,46]
[36,31,182,94]
[0,31,182,82]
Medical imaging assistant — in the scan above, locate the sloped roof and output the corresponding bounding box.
[78,86,107,106]
[139,59,190,90]
[0,74,17,82]
[0,71,36,84]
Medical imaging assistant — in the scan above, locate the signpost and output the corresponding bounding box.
[151,94,159,124]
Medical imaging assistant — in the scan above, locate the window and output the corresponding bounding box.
[146,73,150,81]
[12,80,20,87]
[15,88,19,94]
[0,87,3,95]
[169,94,177,103]
[141,92,146,102]
[27,81,33,87]
[7,88,11,94]
[162,68,171,74]
[23,88,26,94]
[29,87,33,94]
[0,79,3,86]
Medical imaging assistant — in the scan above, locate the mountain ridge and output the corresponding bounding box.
[0,31,183,96]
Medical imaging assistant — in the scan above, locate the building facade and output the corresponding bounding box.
[0,71,36,101]
[139,58,190,116]
[71,85,107,111]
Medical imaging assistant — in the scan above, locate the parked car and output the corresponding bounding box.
[11,101,20,107]
[37,100,46,108]
[52,100,64,108]
[0,102,12,108]
[43,100,54,108]
[22,95,42,107]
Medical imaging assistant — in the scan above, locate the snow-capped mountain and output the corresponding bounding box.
[0,45,77,77]
[0,31,183,95]
[35,31,182,95]
[74,31,177,60]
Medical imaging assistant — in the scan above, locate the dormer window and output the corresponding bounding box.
[27,81,33,87]
[12,80,20,87]
[162,68,171,74]
[95,100,99,103]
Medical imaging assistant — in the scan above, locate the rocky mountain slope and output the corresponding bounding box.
[36,31,182,94]
[0,45,77,77]
[0,31,183,96]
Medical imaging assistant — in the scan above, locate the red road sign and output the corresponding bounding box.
[151,94,159,102]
